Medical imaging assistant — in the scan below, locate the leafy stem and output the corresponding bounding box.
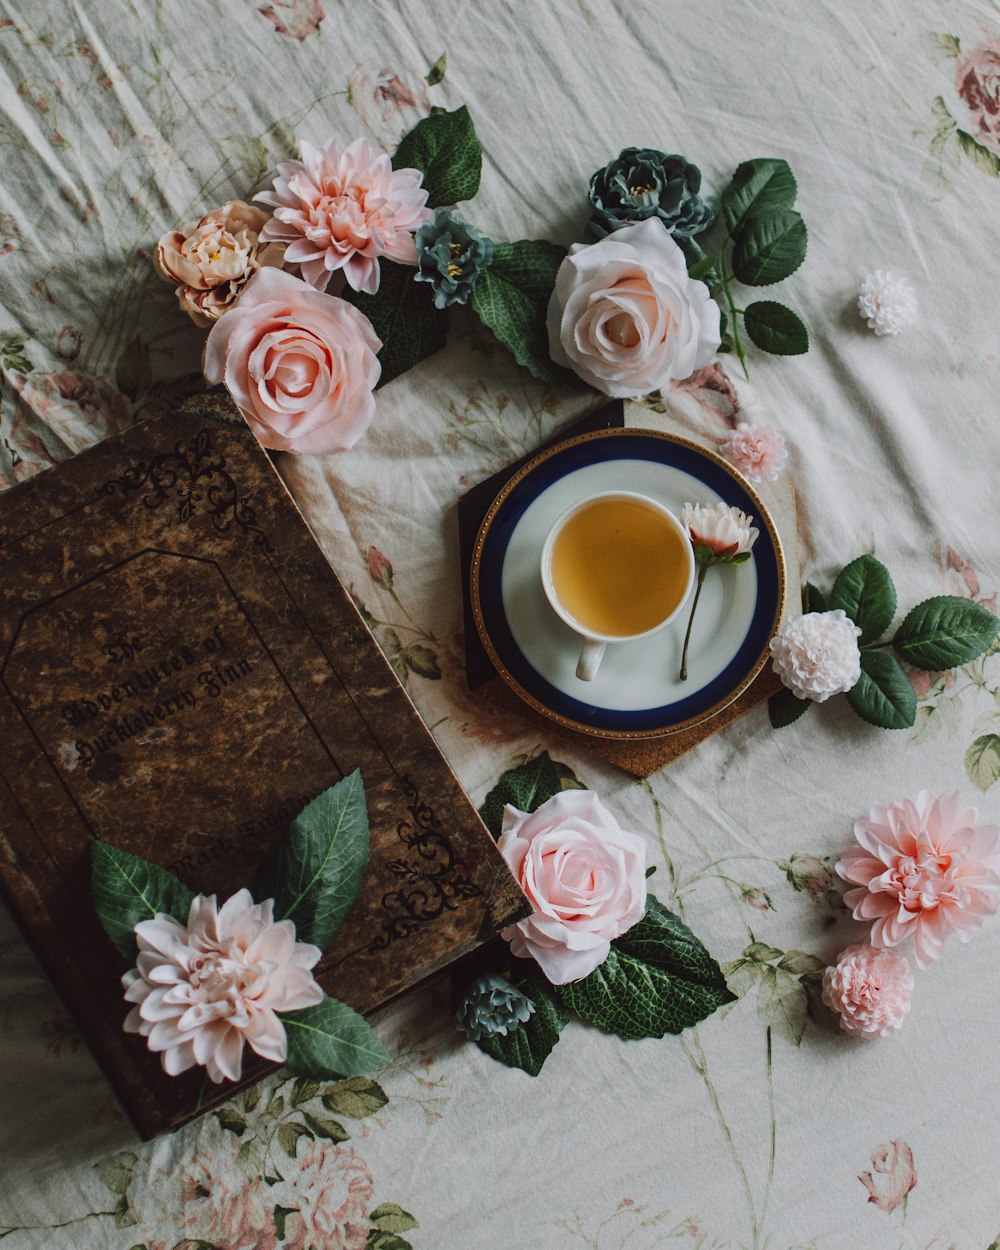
[717,251,750,381]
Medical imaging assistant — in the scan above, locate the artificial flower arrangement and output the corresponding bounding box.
[152,106,814,454]
[92,771,389,1087]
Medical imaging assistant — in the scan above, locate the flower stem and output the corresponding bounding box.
[718,252,750,381]
[679,565,709,681]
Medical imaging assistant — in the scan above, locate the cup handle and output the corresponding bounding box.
[576,639,606,682]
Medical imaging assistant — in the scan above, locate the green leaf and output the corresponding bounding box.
[777,950,825,975]
[742,301,809,356]
[801,581,829,615]
[743,942,784,963]
[721,158,798,236]
[284,995,390,1079]
[731,209,808,287]
[559,897,734,1040]
[343,260,449,388]
[254,770,369,951]
[768,687,811,728]
[277,1122,312,1159]
[321,1075,389,1118]
[393,104,481,205]
[478,751,565,838]
[366,1234,414,1250]
[273,1208,295,1241]
[829,554,897,644]
[846,651,917,729]
[113,1195,138,1230]
[957,130,1000,177]
[90,842,194,959]
[402,643,441,680]
[966,734,1000,793]
[302,1111,350,1142]
[474,970,568,1076]
[470,239,566,381]
[686,254,717,282]
[893,595,1000,669]
[923,32,961,60]
[425,52,447,85]
[94,1150,138,1196]
[291,1077,321,1106]
[369,1203,420,1234]
[756,964,808,1046]
[214,1106,247,1136]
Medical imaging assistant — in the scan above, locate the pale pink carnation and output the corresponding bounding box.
[837,790,1000,968]
[122,888,323,1083]
[257,137,431,294]
[270,1141,374,1250]
[498,791,647,984]
[768,610,861,702]
[821,943,913,1038]
[681,501,758,559]
[719,421,787,483]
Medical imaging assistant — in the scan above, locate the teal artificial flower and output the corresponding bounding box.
[414,209,494,309]
[456,973,535,1042]
[588,147,714,239]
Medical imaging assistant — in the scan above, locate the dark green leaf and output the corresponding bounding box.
[846,651,917,729]
[321,1075,389,1118]
[470,239,566,381]
[801,582,828,614]
[402,643,441,680]
[254,770,369,951]
[721,158,798,236]
[90,841,194,959]
[768,687,811,728]
[957,130,1000,177]
[214,1106,247,1136]
[393,104,481,205]
[302,1111,350,1142]
[425,52,447,86]
[676,236,718,286]
[966,734,1000,793]
[559,897,734,1040]
[551,759,587,791]
[686,255,717,282]
[277,1122,312,1159]
[284,995,390,1079]
[474,970,568,1076]
[742,301,809,355]
[343,260,449,388]
[291,1077,321,1106]
[478,751,565,838]
[829,554,897,644]
[366,1234,413,1250]
[731,209,808,287]
[273,1208,295,1241]
[369,1203,420,1234]
[894,595,1000,669]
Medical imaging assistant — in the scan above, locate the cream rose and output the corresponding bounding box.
[155,200,285,327]
[547,216,721,398]
[498,790,647,984]
[203,267,381,454]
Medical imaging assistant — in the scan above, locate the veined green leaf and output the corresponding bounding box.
[90,842,194,959]
[893,595,1000,669]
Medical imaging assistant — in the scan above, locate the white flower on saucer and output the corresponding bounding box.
[857,271,917,336]
[769,609,862,702]
[681,501,758,564]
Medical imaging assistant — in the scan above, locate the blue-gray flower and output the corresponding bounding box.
[414,209,494,309]
[456,973,535,1042]
[589,148,714,239]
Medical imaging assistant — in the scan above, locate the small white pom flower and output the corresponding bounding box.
[857,271,917,337]
[769,609,862,702]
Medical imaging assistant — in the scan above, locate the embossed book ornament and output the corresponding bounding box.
[0,397,526,1138]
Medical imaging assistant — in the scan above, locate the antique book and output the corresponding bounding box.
[0,398,526,1139]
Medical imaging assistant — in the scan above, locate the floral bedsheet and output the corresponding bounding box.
[2,1,1000,1247]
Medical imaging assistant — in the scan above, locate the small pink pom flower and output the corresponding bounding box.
[837,790,1000,968]
[122,888,324,1083]
[821,943,913,1038]
[719,421,787,484]
[257,137,432,294]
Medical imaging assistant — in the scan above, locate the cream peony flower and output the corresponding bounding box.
[857,270,917,337]
[257,136,431,294]
[155,201,286,327]
[681,501,758,562]
[768,610,861,702]
[122,888,323,1083]
[546,217,721,398]
[821,943,913,1038]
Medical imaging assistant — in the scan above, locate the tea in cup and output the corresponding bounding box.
[540,492,695,681]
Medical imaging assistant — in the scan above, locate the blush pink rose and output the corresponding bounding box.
[837,790,1000,968]
[547,217,721,398]
[203,267,381,454]
[258,0,325,40]
[955,38,1000,155]
[858,1139,917,1213]
[498,790,647,984]
[821,943,913,1038]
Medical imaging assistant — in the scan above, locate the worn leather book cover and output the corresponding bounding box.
[0,399,526,1139]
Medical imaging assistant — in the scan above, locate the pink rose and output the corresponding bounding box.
[547,217,721,398]
[203,267,381,454]
[498,791,647,984]
[258,0,324,40]
[858,1139,917,1213]
[955,38,1000,155]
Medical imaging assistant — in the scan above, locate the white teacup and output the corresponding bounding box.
[540,491,695,682]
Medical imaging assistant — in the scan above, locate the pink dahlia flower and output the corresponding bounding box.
[837,791,1000,968]
[122,889,324,1083]
[719,421,788,484]
[821,943,913,1038]
[257,137,431,294]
